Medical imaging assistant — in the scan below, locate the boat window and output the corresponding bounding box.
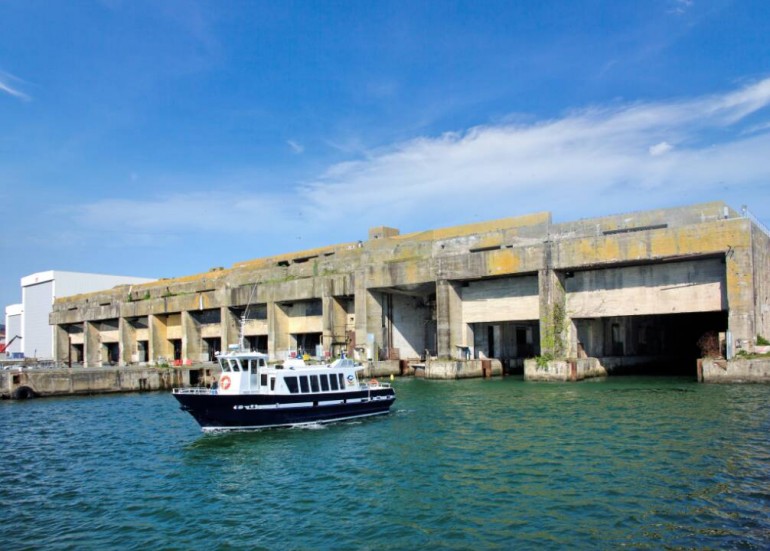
[228,359,241,372]
[259,359,266,367]
[310,375,319,393]
[329,373,339,391]
[319,374,329,392]
[284,376,299,394]
[338,373,345,388]
[260,374,267,387]
[270,377,276,391]
[299,376,309,393]
[220,361,231,373]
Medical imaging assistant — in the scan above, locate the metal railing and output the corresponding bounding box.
[742,205,770,239]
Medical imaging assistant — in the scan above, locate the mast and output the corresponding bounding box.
[240,283,258,351]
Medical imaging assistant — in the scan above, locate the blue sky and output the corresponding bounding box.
[2,0,770,313]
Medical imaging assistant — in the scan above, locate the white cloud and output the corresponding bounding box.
[649,142,674,156]
[70,78,770,251]
[303,78,770,219]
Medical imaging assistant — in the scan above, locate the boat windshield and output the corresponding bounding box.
[228,359,241,372]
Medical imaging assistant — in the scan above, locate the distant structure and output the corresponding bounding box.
[5,271,155,361]
[3,304,23,357]
[49,202,770,380]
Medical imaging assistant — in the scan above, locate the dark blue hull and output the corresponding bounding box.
[173,388,396,431]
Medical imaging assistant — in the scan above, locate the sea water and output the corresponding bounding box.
[1,377,768,550]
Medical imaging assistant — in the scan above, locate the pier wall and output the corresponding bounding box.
[524,358,607,382]
[699,358,770,383]
[0,367,213,400]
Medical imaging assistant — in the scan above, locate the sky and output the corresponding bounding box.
[1,0,770,313]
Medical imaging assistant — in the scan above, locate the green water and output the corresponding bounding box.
[1,377,769,549]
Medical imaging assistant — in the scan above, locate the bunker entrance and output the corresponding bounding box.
[293,332,322,358]
[472,321,540,374]
[203,337,221,362]
[575,311,728,377]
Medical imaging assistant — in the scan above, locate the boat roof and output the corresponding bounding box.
[215,351,363,370]
[216,350,269,360]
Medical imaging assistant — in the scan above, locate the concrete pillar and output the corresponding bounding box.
[221,307,240,352]
[725,249,756,355]
[182,311,201,365]
[354,270,383,361]
[321,280,334,356]
[53,324,70,366]
[436,280,463,359]
[119,317,136,367]
[355,276,383,361]
[267,301,291,360]
[538,268,576,358]
[148,314,170,365]
[84,321,100,367]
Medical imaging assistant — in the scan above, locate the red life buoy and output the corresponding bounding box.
[220,376,231,390]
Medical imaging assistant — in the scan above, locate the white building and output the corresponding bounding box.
[7,271,155,361]
[4,304,23,357]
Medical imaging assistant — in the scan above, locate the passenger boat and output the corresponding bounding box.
[172,350,396,432]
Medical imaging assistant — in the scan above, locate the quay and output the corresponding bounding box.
[0,364,210,400]
[23,201,770,388]
[1,358,505,400]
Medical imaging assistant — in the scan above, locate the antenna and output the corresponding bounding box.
[240,283,258,351]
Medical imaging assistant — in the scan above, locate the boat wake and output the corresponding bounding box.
[290,422,327,431]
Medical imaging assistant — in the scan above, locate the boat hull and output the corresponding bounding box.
[173,388,396,431]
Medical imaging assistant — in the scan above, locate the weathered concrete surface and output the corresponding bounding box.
[700,358,770,383]
[0,366,214,400]
[524,358,607,382]
[423,359,503,379]
[360,360,401,378]
[47,201,770,382]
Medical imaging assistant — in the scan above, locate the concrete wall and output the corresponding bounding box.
[524,358,608,382]
[701,357,770,383]
[389,292,430,360]
[0,366,198,399]
[462,275,539,322]
[566,258,726,317]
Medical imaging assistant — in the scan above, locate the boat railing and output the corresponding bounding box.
[173,387,218,395]
[362,380,392,389]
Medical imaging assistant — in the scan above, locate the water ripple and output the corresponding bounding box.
[1,379,769,549]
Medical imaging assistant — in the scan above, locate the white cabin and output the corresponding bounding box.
[215,352,372,395]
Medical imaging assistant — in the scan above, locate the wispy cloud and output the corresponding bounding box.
[287,140,305,154]
[68,78,770,251]
[669,0,694,15]
[0,71,30,101]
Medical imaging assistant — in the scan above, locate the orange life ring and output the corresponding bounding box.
[220,376,231,390]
